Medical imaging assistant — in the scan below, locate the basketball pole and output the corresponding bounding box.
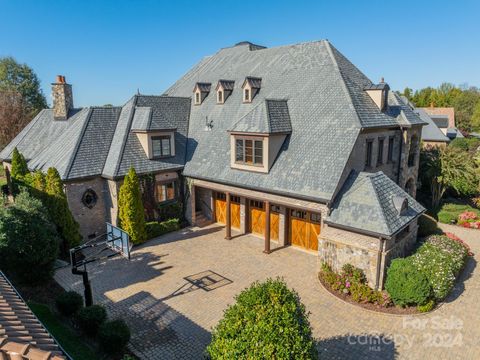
[72,265,93,307]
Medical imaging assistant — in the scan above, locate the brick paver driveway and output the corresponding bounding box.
[55,224,480,359]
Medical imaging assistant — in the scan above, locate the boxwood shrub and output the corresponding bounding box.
[207,278,317,359]
[145,218,180,240]
[98,319,131,355]
[385,258,432,307]
[77,304,107,336]
[55,291,84,316]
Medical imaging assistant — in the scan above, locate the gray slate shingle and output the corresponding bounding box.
[327,171,425,237]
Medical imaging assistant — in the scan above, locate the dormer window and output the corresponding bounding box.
[216,80,234,104]
[244,88,250,102]
[235,137,263,165]
[152,135,171,158]
[193,82,211,105]
[364,80,389,112]
[242,77,261,103]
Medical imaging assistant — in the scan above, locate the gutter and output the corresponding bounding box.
[323,220,392,240]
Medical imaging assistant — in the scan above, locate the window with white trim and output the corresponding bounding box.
[235,137,263,165]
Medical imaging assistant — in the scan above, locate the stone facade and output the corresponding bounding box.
[65,177,109,239]
[319,219,419,289]
[398,126,422,198]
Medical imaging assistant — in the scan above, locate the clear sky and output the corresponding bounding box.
[1,0,478,107]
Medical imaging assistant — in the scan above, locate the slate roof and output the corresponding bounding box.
[230,99,292,134]
[166,40,423,201]
[415,108,450,143]
[0,271,66,359]
[0,95,190,180]
[194,82,211,92]
[327,171,425,237]
[243,77,262,89]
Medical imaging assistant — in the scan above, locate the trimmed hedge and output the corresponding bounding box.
[207,278,317,359]
[56,291,84,316]
[145,218,180,240]
[385,258,432,307]
[412,235,468,300]
[98,320,131,355]
[417,214,441,237]
[77,305,107,336]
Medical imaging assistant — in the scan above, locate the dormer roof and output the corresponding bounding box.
[216,80,235,91]
[230,99,291,134]
[193,82,211,93]
[363,83,390,91]
[242,77,262,89]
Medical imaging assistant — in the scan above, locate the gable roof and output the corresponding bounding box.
[230,99,292,134]
[216,80,235,91]
[165,40,423,201]
[415,108,450,143]
[327,171,425,237]
[0,95,190,181]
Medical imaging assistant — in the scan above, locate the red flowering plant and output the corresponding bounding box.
[445,232,474,256]
[457,211,480,229]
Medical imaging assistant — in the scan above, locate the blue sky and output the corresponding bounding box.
[1,0,478,107]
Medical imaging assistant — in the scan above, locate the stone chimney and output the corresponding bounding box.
[52,75,73,120]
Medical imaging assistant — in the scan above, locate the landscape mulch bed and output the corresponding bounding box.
[318,275,426,315]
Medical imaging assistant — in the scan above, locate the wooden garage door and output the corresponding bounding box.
[215,193,240,229]
[249,201,279,240]
[289,210,320,251]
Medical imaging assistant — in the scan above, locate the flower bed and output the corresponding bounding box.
[319,263,393,310]
[457,210,480,229]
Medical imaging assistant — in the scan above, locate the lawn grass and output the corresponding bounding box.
[27,302,99,360]
[437,202,480,224]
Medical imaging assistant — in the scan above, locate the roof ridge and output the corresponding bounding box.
[65,108,93,178]
[113,96,138,177]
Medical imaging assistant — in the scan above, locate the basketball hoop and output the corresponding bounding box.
[70,223,131,306]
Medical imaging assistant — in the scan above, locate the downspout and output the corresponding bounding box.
[396,127,405,184]
[375,237,386,290]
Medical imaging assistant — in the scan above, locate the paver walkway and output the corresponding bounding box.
[55,223,480,359]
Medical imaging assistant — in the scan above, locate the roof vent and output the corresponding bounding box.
[193,82,211,105]
[392,195,408,215]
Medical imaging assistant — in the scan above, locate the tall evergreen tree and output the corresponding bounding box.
[11,147,28,179]
[118,168,146,244]
[45,168,81,251]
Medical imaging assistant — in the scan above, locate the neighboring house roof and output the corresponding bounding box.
[420,107,455,128]
[431,115,449,128]
[0,271,66,359]
[166,40,424,201]
[415,108,450,143]
[230,99,292,134]
[0,95,190,180]
[446,127,464,139]
[327,171,425,237]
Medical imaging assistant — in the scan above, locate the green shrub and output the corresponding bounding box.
[98,320,131,355]
[77,305,107,336]
[156,201,183,222]
[0,191,60,283]
[417,299,435,313]
[118,168,146,244]
[145,218,180,239]
[385,258,432,307]
[207,278,317,359]
[11,147,29,179]
[418,214,441,237]
[56,291,84,316]
[412,235,468,300]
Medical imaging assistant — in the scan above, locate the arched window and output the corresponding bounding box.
[408,134,419,167]
[82,189,97,209]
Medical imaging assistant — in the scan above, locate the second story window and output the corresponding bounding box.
[408,134,419,167]
[377,138,384,165]
[235,137,263,165]
[387,136,394,162]
[365,140,373,168]
[152,135,171,158]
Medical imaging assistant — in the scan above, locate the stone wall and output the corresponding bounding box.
[65,177,108,239]
[398,126,422,197]
[319,219,420,289]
